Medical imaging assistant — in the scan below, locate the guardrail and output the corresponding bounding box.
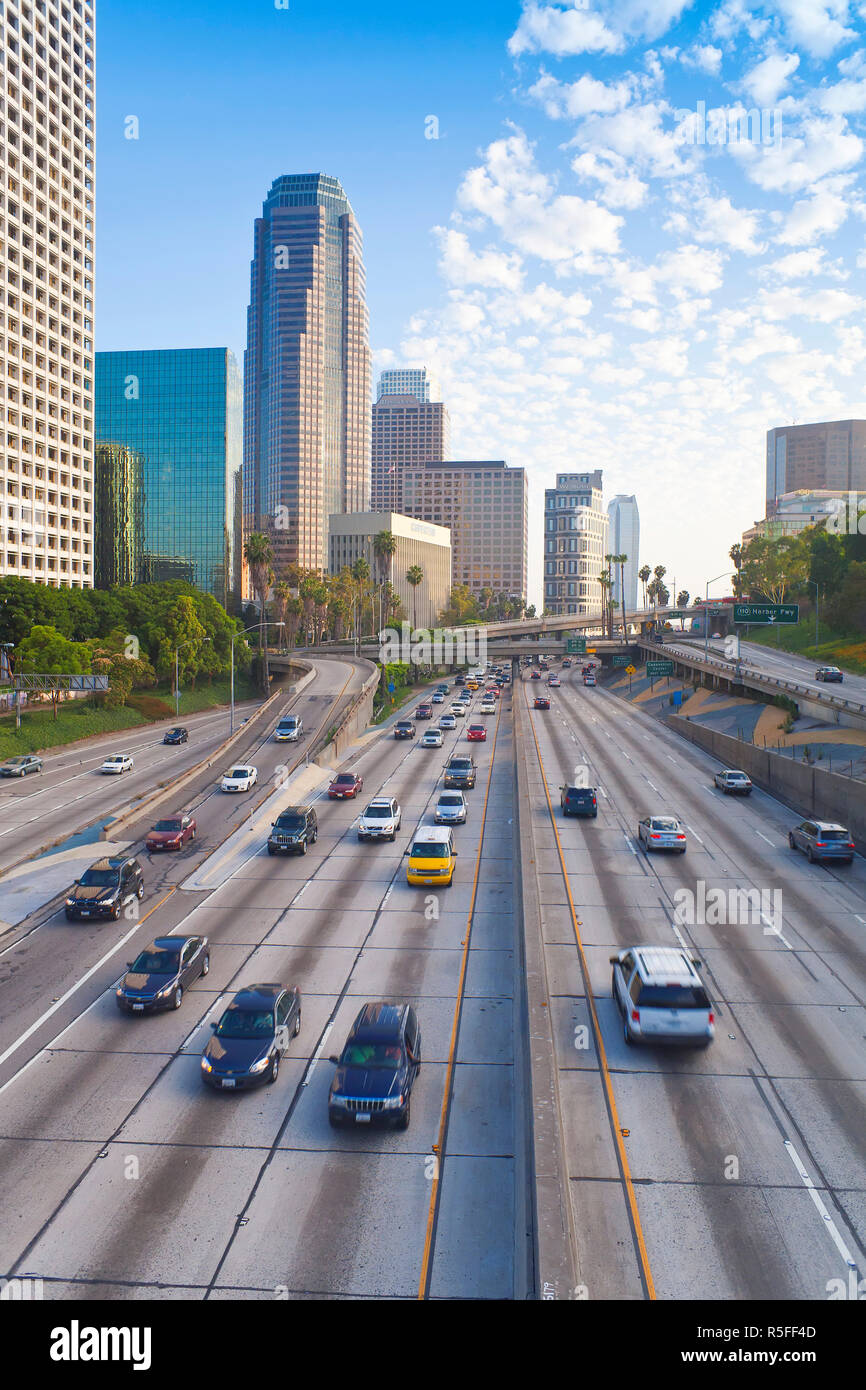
[636,640,866,718]
[305,659,379,768]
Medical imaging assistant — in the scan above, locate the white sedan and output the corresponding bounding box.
[100,753,134,775]
[448,703,466,718]
[221,764,258,793]
[420,728,443,748]
[478,700,496,714]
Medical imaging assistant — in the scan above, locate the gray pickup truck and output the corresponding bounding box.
[443,755,477,790]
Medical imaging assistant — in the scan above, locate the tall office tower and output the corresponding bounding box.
[0,0,96,588]
[95,349,243,609]
[377,367,441,403]
[544,472,608,616]
[401,460,528,601]
[243,173,371,576]
[607,494,640,614]
[328,511,452,629]
[371,373,451,513]
[766,420,866,513]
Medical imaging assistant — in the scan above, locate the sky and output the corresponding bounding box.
[97,0,866,610]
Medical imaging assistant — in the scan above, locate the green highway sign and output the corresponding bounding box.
[666,610,684,619]
[612,654,629,667]
[733,603,799,625]
[646,660,674,677]
[566,638,587,654]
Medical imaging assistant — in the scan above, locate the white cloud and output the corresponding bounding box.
[527,71,635,119]
[436,229,525,291]
[741,51,800,105]
[682,43,723,73]
[775,178,854,243]
[768,0,858,58]
[667,193,766,254]
[761,247,848,278]
[710,0,771,41]
[737,114,862,193]
[508,3,624,57]
[571,149,649,208]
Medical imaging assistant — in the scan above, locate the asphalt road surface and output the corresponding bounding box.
[667,634,866,705]
[521,666,865,1300]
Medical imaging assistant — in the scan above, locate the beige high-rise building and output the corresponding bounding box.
[328,511,451,629]
[545,472,609,617]
[0,0,96,587]
[766,420,866,514]
[371,387,451,514]
[401,460,528,602]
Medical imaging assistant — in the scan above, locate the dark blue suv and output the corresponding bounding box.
[328,1003,421,1131]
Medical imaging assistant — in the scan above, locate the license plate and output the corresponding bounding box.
[80,910,90,916]
[132,1004,144,1012]
[221,1078,236,1089]
[355,1112,371,1124]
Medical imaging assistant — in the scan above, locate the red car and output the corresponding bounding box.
[416,703,433,719]
[484,687,499,700]
[467,724,487,742]
[534,696,550,710]
[146,813,197,851]
[530,670,541,680]
[329,771,363,799]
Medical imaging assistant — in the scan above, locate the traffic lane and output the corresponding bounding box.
[668,635,866,703]
[3,706,508,1289]
[545,678,866,1284]
[0,661,364,1068]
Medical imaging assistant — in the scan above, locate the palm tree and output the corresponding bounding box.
[271,580,291,649]
[285,595,303,649]
[597,571,613,638]
[614,553,628,636]
[638,564,651,611]
[373,530,397,634]
[243,531,274,691]
[351,557,371,641]
[406,565,424,630]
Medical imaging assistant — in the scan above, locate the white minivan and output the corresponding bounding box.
[274,715,302,742]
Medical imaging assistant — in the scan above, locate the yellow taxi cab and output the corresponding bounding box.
[405,827,458,887]
[465,679,480,691]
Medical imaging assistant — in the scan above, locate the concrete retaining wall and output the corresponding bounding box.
[672,715,866,846]
[308,660,379,769]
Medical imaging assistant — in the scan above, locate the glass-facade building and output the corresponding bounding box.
[243,174,371,576]
[94,349,242,607]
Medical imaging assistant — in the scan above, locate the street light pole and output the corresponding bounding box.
[704,570,734,662]
[811,580,819,652]
[230,621,284,735]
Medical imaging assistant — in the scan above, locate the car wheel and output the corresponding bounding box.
[136,881,144,900]
[807,846,814,863]
[269,1054,279,1084]
[112,903,122,920]
[623,1019,635,1047]
[190,828,196,841]
[312,830,318,843]
[679,847,687,854]
[173,986,183,1010]
[293,1009,301,1037]
[397,1098,411,1131]
[201,954,210,976]
[788,833,797,850]
[267,846,275,855]
[300,838,307,856]
[328,1113,341,1129]
[389,830,396,842]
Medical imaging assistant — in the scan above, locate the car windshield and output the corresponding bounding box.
[216,1008,274,1039]
[229,768,249,779]
[276,815,304,830]
[411,842,449,858]
[79,869,120,888]
[153,819,183,832]
[340,1042,403,1069]
[334,775,356,785]
[727,773,748,781]
[651,819,680,831]
[439,795,463,806]
[104,757,123,764]
[280,720,298,728]
[821,830,850,841]
[636,984,709,1009]
[129,949,179,975]
[167,728,183,736]
[6,757,27,766]
[469,726,484,732]
[364,805,391,818]
[449,761,472,771]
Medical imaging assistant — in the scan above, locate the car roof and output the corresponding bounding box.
[413,826,453,842]
[149,936,186,951]
[231,984,286,1007]
[632,947,700,984]
[812,820,848,831]
[87,856,130,872]
[366,797,396,807]
[349,1002,408,1038]
[277,804,312,815]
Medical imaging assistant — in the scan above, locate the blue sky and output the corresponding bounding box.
[98,0,866,606]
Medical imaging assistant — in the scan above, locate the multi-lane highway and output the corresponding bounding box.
[0,654,863,1301]
[666,633,866,705]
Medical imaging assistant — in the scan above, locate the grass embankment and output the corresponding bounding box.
[742,619,866,675]
[0,674,260,759]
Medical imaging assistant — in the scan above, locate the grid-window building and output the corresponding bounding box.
[371,386,451,514]
[243,173,371,577]
[377,368,441,403]
[0,0,96,588]
[401,460,527,601]
[328,511,451,629]
[766,420,866,513]
[607,494,640,615]
[544,472,608,616]
[95,349,242,608]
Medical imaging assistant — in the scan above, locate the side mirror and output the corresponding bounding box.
[126,961,133,968]
[328,1055,339,1065]
[74,879,80,885]
[609,956,619,965]
[692,959,703,970]
[210,1021,218,1031]
[453,851,459,857]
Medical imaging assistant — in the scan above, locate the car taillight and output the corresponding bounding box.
[676,834,686,840]
[708,1012,715,1025]
[816,842,826,848]
[631,1009,640,1023]
[848,842,855,849]
[650,833,660,839]
[591,797,596,805]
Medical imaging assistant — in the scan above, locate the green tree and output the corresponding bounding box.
[406,565,424,629]
[243,531,274,691]
[15,624,91,720]
[155,597,210,696]
[373,530,397,633]
[638,564,651,610]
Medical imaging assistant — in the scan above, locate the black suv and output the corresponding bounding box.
[444,755,477,789]
[394,720,416,740]
[561,786,598,817]
[116,935,209,1013]
[65,856,144,921]
[328,1002,421,1130]
[268,805,317,855]
[163,727,189,744]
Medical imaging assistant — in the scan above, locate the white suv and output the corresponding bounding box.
[610,946,714,1048]
[357,797,402,842]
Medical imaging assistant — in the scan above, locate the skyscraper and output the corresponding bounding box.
[371,370,451,513]
[544,472,608,617]
[243,174,371,575]
[401,460,528,601]
[766,420,866,513]
[95,349,242,608]
[607,494,640,615]
[0,0,96,588]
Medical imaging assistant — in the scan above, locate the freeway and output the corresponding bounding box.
[0,671,530,1299]
[665,634,866,705]
[521,665,866,1299]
